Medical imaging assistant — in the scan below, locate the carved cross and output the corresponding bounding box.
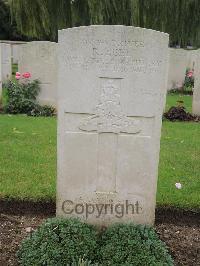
[79,78,141,192]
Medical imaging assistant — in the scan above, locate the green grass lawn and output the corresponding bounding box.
[165,93,192,112]
[157,121,200,209]
[0,95,199,210]
[0,115,56,200]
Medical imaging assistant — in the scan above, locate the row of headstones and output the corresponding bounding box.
[0,42,26,96]
[0,41,57,106]
[168,48,197,91]
[0,43,11,95]
[0,26,198,226]
[1,40,200,114]
[168,48,200,114]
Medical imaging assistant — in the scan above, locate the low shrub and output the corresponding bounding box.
[183,68,194,92]
[98,223,174,266]
[17,218,98,266]
[168,68,194,95]
[27,104,56,117]
[18,218,174,266]
[3,80,40,114]
[3,79,55,116]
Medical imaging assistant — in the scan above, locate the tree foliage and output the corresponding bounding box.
[0,0,29,40]
[0,0,13,39]
[9,0,71,41]
[9,0,200,47]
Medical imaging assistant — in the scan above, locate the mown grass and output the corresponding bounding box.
[165,93,192,112]
[157,120,200,209]
[0,95,199,209]
[0,115,56,200]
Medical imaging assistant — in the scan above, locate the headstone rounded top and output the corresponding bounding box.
[25,41,57,45]
[59,25,169,37]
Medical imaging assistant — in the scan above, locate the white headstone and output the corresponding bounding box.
[167,48,187,90]
[0,50,1,98]
[18,41,57,107]
[57,25,169,225]
[193,50,200,115]
[12,44,20,64]
[186,49,197,70]
[0,43,12,82]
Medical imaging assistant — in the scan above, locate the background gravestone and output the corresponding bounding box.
[186,49,197,71]
[18,41,57,107]
[167,48,187,90]
[193,51,200,115]
[12,44,20,64]
[0,43,12,82]
[0,47,1,98]
[57,25,169,225]
[0,43,12,98]
[167,48,197,91]
[11,42,27,64]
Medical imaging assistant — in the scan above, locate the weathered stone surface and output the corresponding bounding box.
[167,48,198,91]
[18,41,57,107]
[186,49,197,70]
[57,25,169,225]
[0,52,1,98]
[0,87,1,102]
[0,43,12,82]
[193,50,200,115]
[167,48,188,90]
[12,44,21,64]
[0,43,12,98]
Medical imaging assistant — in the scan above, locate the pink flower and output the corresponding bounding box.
[22,72,31,79]
[187,71,193,78]
[15,72,21,80]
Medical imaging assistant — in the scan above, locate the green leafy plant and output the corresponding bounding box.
[27,104,56,117]
[18,218,174,266]
[98,223,174,266]
[183,68,194,94]
[168,68,194,95]
[3,79,40,114]
[17,218,98,266]
[3,78,55,116]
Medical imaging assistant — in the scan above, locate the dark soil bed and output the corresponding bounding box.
[0,200,199,266]
[163,106,200,122]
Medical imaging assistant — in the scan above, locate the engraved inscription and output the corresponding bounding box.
[64,50,162,73]
[80,39,145,48]
[91,48,162,73]
[64,37,162,73]
[79,78,141,134]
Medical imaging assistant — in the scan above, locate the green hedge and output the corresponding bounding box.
[17,218,174,266]
[17,218,98,266]
[3,80,55,116]
[99,223,174,266]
